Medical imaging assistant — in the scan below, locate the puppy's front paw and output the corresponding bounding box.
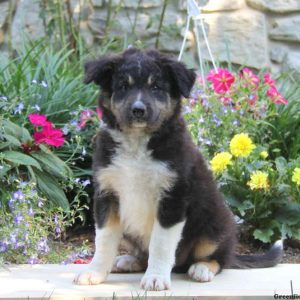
[140,273,171,291]
[73,269,107,285]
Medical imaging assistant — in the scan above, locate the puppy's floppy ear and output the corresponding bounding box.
[159,55,196,98]
[84,54,122,91]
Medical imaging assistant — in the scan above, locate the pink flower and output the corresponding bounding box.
[28,113,48,127]
[219,96,232,106]
[266,87,288,105]
[79,109,94,129]
[34,123,65,147]
[207,68,235,94]
[96,107,103,119]
[240,68,260,90]
[264,73,276,87]
[248,94,258,106]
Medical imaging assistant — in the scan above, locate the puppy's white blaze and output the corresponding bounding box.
[97,130,177,249]
[146,220,185,276]
[147,75,153,85]
[128,75,134,85]
[90,225,122,274]
[136,92,142,102]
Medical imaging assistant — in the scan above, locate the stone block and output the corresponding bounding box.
[11,0,45,50]
[282,52,300,81]
[198,12,268,68]
[269,17,300,42]
[247,0,300,13]
[91,0,104,7]
[109,0,161,8]
[0,1,10,28]
[179,0,242,12]
[270,46,286,64]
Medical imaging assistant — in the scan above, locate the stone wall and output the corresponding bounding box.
[0,0,300,79]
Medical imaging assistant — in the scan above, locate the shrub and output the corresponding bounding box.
[0,41,100,263]
[184,68,300,243]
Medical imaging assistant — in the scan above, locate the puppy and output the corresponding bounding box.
[74,48,282,291]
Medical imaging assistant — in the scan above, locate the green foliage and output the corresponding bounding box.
[0,180,89,264]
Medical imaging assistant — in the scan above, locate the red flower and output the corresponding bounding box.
[240,68,260,90]
[73,258,92,264]
[266,87,288,105]
[207,68,235,94]
[34,123,65,147]
[28,113,48,126]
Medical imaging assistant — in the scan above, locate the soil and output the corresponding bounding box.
[67,230,300,264]
[236,240,300,264]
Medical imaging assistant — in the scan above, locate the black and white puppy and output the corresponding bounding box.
[74,48,282,291]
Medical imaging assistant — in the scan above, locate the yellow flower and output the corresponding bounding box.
[230,133,256,157]
[247,171,269,190]
[260,151,268,159]
[292,168,300,185]
[210,152,232,174]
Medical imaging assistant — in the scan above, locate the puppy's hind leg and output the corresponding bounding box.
[188,260,220,282]
[187,238,233,282]
[112,255,146,273]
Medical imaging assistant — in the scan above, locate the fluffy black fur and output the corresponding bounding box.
[86,48,282,275]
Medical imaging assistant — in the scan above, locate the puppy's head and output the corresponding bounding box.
[84,48,196,132]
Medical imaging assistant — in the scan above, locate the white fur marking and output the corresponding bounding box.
[112,255,143,272]
[97,130,177,249]
[136,92,142,102]
[74,226,122,285]
[141,220,185,291]
[188,263,215,282]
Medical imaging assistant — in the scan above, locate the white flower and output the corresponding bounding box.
[41,80,48,88]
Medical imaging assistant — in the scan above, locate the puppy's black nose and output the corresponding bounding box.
[131,101,146,119]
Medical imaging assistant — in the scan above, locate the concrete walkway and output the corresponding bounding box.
[0,264,299,299]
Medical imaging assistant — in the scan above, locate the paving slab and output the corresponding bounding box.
[0,264,299,299]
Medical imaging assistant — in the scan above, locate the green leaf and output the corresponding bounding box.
[253,228,274,243]
[4,134,21,147]
[3,151,42,170]
[275,157,287,176]
[0,142,11,150]
[224,194,240,208]
[0,165,12,178]
[34,169,70,210]
[275,203,300,226]
[2,120,32,143]
[31,151,71,178]
[238,200,254,216]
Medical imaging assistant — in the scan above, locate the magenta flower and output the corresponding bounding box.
[240,68,260,90]
[28,113,48,127]
[264,73,276,87]
[266,87,288,105]
[34,123,65,147]
[96,107,103,119]
[207,68,235,94]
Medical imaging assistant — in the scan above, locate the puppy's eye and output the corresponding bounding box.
[120,82,128,91]
[151,84,159,91]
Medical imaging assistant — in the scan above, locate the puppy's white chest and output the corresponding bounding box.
[97,132,176,247]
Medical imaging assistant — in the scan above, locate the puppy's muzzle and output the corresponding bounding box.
[131,101,147,121]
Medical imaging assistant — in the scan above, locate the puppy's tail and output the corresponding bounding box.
[230,240,283,269]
